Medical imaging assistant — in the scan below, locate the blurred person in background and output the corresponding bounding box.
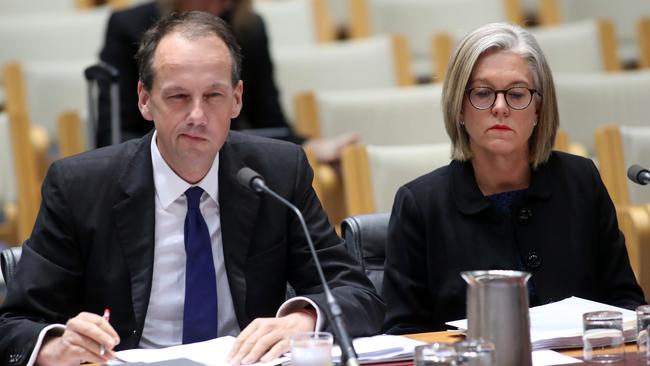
[98,0,356,162]
[382,22,645,334]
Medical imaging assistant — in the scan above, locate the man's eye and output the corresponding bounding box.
[170,94,187,100]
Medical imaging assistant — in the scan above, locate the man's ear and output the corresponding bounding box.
[231,80,243,119]
[137,81,154,121]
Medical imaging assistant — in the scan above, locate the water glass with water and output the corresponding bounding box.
[637,305,650,358]
[414,343,457,366]
[454,338,495,366]
[582,310,625,363]
[290,332,333,366]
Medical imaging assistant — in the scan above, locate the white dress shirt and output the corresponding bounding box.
[140,130,239,347]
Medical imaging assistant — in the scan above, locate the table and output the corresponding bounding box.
[404,331,643,365]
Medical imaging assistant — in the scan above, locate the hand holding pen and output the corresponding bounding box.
[35,310,121,366]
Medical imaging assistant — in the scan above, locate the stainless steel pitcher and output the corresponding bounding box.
[461,270,532,366]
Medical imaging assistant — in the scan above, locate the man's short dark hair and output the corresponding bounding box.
[136,11,242,90]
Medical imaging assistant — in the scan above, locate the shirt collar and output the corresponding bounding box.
[151,130,220,209]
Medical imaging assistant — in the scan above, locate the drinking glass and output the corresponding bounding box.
[454,338,495,366]
[290,332,333,366]
[637,305,650,357]
[414,343,457,366]
[582,311,625,363]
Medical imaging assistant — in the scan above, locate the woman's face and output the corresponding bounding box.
[461,50,539,160]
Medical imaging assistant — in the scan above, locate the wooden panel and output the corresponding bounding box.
[504,0,525,26]
[598,19,622,72]
[3,63,42,241]
[349,0,371,38]
[58,111,85,158]
[638,18,650,69]
[312,0,336,42]
[341,144,375,216]
[294,92,321,138]
[538,0,561,25]
[303,146,346,229]
[595,125,629,206]
[553,129,569,153]
[431,32,453,83]
[617,205,650,301]
[392,35,415,86]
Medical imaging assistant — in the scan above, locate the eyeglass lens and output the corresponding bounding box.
[468,87,534,110]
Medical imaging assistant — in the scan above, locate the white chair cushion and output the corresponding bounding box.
[554,71,650,155]
[367,143,451,212]
[315,84,447,145]
[22,60,90,140]
[254,0,317,48]
[530,20,604,74]
[0,7,109,64]
[272,35,399,123]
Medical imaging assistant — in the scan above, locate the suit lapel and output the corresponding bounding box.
[218,137,260,327]
[112,133,156,335]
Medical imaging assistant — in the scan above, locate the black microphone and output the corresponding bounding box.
[627,164,650,185]
[236,167,360,366]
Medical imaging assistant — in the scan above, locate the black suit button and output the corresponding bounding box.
[526,251,541,269]
[518,207,533,222]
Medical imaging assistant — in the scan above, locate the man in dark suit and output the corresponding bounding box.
[0,11,384,366]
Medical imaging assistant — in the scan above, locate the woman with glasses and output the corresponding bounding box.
[382,22,645,334]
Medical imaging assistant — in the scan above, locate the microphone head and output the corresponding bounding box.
[236,167,265,192]
[627,164,649,185]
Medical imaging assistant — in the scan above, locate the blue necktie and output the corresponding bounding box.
[182,186,218,343]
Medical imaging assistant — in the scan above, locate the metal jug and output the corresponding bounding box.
[461,270,532,366]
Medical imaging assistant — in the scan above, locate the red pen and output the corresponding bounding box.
[100,308,111,356]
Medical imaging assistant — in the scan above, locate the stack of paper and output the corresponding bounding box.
[331,335,425,363]
[446,296,637,350]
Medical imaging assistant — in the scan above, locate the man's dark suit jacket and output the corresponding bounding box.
[0,131,384,366]
[383,152,645,334]
[97,2,295,146]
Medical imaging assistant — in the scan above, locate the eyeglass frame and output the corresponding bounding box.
[465,86,539,110]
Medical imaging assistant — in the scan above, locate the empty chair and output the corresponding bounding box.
[253,0,336,46]
[596,125,650,206]
[341,143,451,216]
[554,70,650,155]
[10,61,89,142]
[295,84,446,142]
[538,0,650,65]
[272,35,414,124]
[349,0,524,80]
[530,19,621,73]
[433,19,620,82]
[0,7,110,64]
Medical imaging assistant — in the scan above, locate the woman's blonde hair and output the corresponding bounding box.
[441,22,559,168]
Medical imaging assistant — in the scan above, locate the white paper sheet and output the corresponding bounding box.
[112,336,288,366]
[532,350,581,366]
[446,296,637,349]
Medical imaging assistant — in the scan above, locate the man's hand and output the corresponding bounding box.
[227,311,316,365]
[304,132,359,163]
[36,312,120,366]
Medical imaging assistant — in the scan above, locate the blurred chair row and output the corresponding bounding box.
[2,0,650,245]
